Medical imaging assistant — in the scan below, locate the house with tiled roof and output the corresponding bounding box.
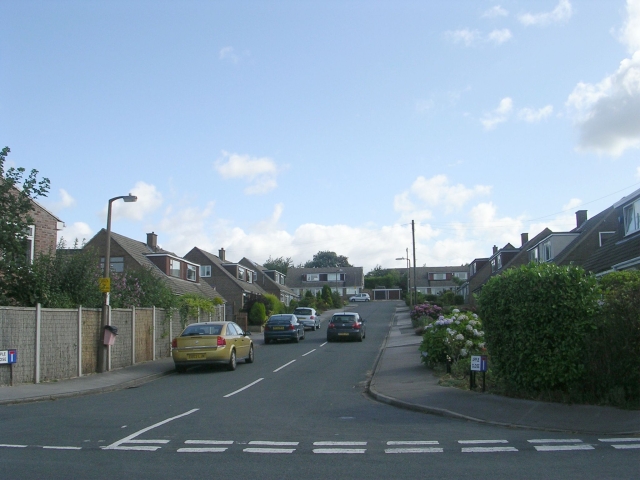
[238,257,299,307]
[583,188,640,275]
[84,231,224,303]
[285,266,364,300]
[183,247,267,322]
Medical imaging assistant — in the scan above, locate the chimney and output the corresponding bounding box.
[219,248,226,261]
[576,210,588,228]
[521,233,529,246]
[493,245,498,255]
[146,232,158,251]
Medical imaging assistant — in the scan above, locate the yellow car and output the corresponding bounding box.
[171,321,254,373]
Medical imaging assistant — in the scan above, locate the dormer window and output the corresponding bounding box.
[187,264,197,281]
[170,259,181,278]
[200,265,211,277]
[623,198,640,236]
[238,266,246,281]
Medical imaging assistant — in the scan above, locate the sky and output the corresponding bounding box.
[2,0,640,273]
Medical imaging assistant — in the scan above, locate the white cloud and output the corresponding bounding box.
[527,198,583,234]
[446,28,512,47]
[219,46,240,63]
[110,181,163,221]
[408,175,492,211]
[445,29,481,47]
[214,151,280,195]
[488,29,512,45]
[46,188,76,213]
[57,221,93,246]
[481,97,513,129]
[518,105,554,122]
[482,6,508,18]
[469,202,525,246]
[519,0,573,26]
[157,202,216,255]
[621,0,640,53]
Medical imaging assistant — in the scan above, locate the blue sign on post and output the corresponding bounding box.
[0,349,17,364]
[470,355,487,372]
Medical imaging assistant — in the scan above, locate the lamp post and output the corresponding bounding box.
[396,248,412,307]
[98,194,137,373]
[335,268,343,302]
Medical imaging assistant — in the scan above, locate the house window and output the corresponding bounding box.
[432,273,447,280]
[238,266,246,281]
[491,259,497,272]
[529,248,539,263]
[170,259,181,278]
[497,255,502,270]
[305,274,320,281]
[25,225,35,264]
[542,241,552,262]
[454,272,468,280]
[623,199,640,236]
[599,231,615,246]
[100,256,124,273]
[187,264,197,281]
[200,265,211,277]
[327,273,344,282]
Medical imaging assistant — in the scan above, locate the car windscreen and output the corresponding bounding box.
[331,315,357,324]
[267,316,293,325]
[294,309,312,315]
[182,325,223,336]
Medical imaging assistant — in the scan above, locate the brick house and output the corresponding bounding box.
[238,257,298,307]
[26,198,64,263]
[285,266,364,299]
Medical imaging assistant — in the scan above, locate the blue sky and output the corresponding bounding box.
[2,0,639,273]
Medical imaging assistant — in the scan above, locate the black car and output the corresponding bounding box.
[264,314,306,344]
[326,312,366,342]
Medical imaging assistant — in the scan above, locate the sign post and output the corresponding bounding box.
[0,349,18,386]
[470,354,488,392]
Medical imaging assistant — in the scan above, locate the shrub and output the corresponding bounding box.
[478,263,599,398]
[410,302,443,326]
[249,302,267,326]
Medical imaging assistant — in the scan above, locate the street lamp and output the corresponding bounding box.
[396,248,412,307]
[98,194,137,373]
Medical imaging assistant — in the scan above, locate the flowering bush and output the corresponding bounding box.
[419,309,486,367]
[410,302,444,326]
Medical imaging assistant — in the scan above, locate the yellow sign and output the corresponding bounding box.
[99,278,111,293]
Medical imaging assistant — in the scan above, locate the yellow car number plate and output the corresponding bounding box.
[188,353,206,360]
[338,333,349,336]
[273,326,285,330]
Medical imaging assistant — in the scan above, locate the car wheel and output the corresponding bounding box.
[227,349,237,371]
[176,366,186,374]
[357,333,363,342]
[293,333,300,343]
[246,344,254,363]
[326,337,332,342]
[264,338,270,344]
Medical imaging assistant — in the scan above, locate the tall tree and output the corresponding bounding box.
[0,147,51,304]
[263,255,293,275]
[304,251,352,268]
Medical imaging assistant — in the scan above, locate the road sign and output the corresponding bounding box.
[99,277,111,293]
[0,349,17,364]
[470,355,487,372]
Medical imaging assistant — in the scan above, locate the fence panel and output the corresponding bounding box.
[82,309,101,375]
[110,309,133,370]
[0,307,37,385]
[135,308,153,363]
[40,309,78,382]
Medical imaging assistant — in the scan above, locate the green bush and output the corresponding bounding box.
[249,302,267,326]
[478,263,599,398]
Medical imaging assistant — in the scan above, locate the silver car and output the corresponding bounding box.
[293,307,320,330]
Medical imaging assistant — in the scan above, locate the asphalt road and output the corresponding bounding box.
[0,302,638,479]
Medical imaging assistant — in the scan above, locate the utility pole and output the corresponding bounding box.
[412,220,417,305]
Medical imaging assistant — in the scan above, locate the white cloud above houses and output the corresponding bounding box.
[446,28,512,47]
[58,221,93,246]
[488,29,512,45]
[214,151,280,195]
[108,181,163,222]
[481,97,513,129]
[519,0,573,27]
[482,6,508,19]
[518,105,554,123]
[566,0,640,156]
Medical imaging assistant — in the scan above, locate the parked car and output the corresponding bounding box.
[349,293,370,302]
[326,312,366,342]
[171,321,253,373]
[264,314,305,343]
[293,307,320,330]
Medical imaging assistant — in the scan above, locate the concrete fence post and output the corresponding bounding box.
[131,306,136,366]
[35,303,41,384]
[78,305,83,377]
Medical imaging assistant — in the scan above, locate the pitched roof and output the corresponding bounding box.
[286,266,364,289]
[583,232,640,274]
[239,257,298,297]
[553,206,616,265]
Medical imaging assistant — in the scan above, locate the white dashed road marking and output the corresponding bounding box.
[223,378,264,398]
[599,438,640,450]
[459,439,517,453]
[529,439,594,452]
[385,440,442,454]
[313,441,367,454]
[273,360,296,373]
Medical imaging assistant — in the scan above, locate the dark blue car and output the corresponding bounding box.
[264,314,305,344]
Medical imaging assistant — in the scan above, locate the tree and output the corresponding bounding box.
[304,251,352,268]
[0,147,51,304]
[263,256,293,275]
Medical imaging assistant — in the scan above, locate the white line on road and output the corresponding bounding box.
[385,448,444,454]
[223,378,264,398]
[534,445,594,452]
[313,441,367,446]
[102,408,199,450]
[302,349,316,356]
[185,440,234,445]
[42,446,82,450]
[599,438,640,442]
[0,444,27,448]
[462,447,518,453]
[528,439,583,443]
[458,440,509,444]
[313,448,366,454]
[126,440,170,444]
[387,441,440,445]
[244,448,296,454]
[611,444,640,450]
[320,342,328,347]
[248,441,299,446]
[273,360,296,372]
[178,448,228,453]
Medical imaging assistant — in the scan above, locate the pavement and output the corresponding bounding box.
[1,305,639,436]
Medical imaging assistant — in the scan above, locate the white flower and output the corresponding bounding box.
[455,334,465,341]
[472,313,478,318]
[465,340,473,347]
[453,309,460,313]
[459,314,468,321]
[460,348,468,357]
[455,320,461,325]
[466,324,473,331]
[479,342,485,349]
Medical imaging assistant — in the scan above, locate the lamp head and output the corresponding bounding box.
[123,194,137,203]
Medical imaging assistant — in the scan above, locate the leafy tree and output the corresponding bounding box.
[366,265,384,277]
[304,251,352,268]
[0,146,51,304]
[263,256,293,275]
[177,293,223,328]
[248,302,267,325]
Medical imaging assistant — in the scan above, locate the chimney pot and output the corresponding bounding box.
[576,210,588,228]
[493,245,498,255]
[219,248,226,261]
[521,233,529,246]
[146,232,158,251]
